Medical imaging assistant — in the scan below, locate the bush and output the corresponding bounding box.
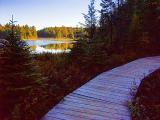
[131,69,160,120]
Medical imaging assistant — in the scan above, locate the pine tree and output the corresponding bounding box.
[0,16,46,120]
[83,0,97,40]
[100,0,115,42]
[142,0,160,46]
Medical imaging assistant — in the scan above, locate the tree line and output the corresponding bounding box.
[72,0,160,72]
[0,24,37,40]
[80,0,159,54]
[37,26,84,39]
[98,0,159,52]
[0,24,84,40]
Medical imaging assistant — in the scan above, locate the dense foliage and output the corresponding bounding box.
[0,24,84,40]
[129,69,160,120]
[0,23,51,120]
[0,24,37,40]
[97,0,159,53]
[37,26,84,39]
[71,0,160,70]
[82,0,97,39]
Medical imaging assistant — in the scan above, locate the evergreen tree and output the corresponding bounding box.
[100,0,115,42]
[0,16,46,120]
[142,0,160,46]
[83,0,97,40]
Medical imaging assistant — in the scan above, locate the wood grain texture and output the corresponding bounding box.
[42,56,160,120]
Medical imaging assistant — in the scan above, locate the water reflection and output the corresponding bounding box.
[42,43,73,50]
[26,40,74,54]
[31,45,71,54]
[27,40,72,46]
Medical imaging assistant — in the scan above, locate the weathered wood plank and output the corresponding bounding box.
[42,116,65,120]
[47,107,129,120]
[65,93,129,107]
[72,90,130,104]
[52,105,131,119]
[79,86,130,97]
[82,84,131,95]
[74,89,131,101]
[42,56,160,120]
[57,100,130,116]
[89,80,133,88]
[63,96,128,112]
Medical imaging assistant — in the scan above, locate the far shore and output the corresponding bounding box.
[23,37,74,41]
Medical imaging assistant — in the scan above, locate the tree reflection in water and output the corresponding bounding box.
[30,43,73,54]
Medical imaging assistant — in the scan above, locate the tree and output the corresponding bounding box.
[100,0,115,42]
[142,0,160,46]
[31,26,37,39]
[0,24,37,40]
[37,27,82,39]
[83,0,97,40]
[0,16,46,120]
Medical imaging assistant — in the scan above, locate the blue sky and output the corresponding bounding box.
[0,0,101,30]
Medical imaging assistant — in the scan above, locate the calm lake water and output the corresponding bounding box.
[26,39,74,54]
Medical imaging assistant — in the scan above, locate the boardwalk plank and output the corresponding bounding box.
[76,87,131,98]
[72,90,130,104]
[74,89,131,101]
[47,107,129,120]
[66,93,129,107]
[57,100,130,116]
[64,93,129,108]
[53,104,131,119]
[82,84,131,95]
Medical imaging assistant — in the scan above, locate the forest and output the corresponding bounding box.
[0,24,84,40]
[37,27,84,39]
[0,24,37,40]
[0,0,159,120]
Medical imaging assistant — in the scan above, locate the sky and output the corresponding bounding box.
[0,0,101,30]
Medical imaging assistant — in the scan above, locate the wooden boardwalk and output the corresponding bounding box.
[42,56,160,120]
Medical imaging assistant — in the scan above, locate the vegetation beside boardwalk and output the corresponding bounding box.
[129,69,160,120]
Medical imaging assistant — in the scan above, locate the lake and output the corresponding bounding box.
[26,39,74,54]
